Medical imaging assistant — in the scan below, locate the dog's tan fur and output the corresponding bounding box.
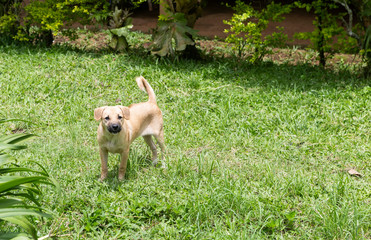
[94,76,165,181]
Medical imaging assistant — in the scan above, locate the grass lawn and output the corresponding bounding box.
[0,32,370,239]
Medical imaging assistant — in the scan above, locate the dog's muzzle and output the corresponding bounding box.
[108,123,121,134]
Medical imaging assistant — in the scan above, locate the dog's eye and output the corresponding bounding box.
[118,115,123,120]
[104,116,110,120]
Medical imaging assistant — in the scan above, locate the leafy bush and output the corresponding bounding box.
[0,0,148,48]
[0,119,57,240]
[0,0,22,40]
[223,0,292,63]
[0,0,110,45]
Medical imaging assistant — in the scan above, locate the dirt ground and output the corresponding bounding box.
[131,2,314,46]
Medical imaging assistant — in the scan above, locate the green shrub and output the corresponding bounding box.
[0,0,22,40]
[223,0,292,63]
[0,119,58,240]
[0,0,110,45]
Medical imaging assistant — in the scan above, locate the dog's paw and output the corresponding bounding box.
[160,162,167,169]
[98,177,106,182]
[152,159,159,166]
[153,161,167,169]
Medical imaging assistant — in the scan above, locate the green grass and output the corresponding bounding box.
[0,34,370,239]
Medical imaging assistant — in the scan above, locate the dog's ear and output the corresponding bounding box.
[94,107,106,121]
[118,106,130,120]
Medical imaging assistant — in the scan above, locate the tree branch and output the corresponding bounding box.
[333,0,361,47]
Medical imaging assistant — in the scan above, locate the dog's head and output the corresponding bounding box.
[94,106,130,134]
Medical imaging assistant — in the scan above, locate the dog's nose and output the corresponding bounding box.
[108,123,121,134]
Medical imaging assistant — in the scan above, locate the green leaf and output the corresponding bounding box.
[0,143,27,151]
[108,35,129,52]
[0,176,50,192]
[124,17,133,27]
[151,28,173,57]
[266,219,280,229]
[285,211,297,221]
[0,154,12,166]
[0,167,47,176]
[0,199,24,208]
[363,26,371,55]
[2,216,37,239]
[110,26,132,37]
[0,232,30,240]
[0,134,35,145]
[0,208,51,219]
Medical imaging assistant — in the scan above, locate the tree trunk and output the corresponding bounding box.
[317,11,326,67]
[41,30,54,47]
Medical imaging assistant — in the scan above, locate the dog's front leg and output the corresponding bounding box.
[118,148,129,180]
[99,148,109,181]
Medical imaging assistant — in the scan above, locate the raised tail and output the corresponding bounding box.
[136,76,156,104]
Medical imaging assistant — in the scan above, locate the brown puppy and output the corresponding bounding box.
[94,76,165,181]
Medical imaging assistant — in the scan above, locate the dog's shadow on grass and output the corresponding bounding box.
[95,151,153,188]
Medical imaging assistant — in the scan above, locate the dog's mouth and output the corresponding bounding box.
[108,129,121,134]
[107,124,122,134]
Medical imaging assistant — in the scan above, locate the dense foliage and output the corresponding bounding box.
[0,0,109,45]
[0,0,147,46]
[222,0,369,74]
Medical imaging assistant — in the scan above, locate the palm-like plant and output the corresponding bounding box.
[0,119,57,240]
[108,7,133,52]
[150,0,204,58]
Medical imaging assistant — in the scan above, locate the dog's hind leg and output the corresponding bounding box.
[153,130,166,168]
[143,135,158,165]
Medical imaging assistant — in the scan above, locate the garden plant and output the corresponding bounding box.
[0,120,57,239]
